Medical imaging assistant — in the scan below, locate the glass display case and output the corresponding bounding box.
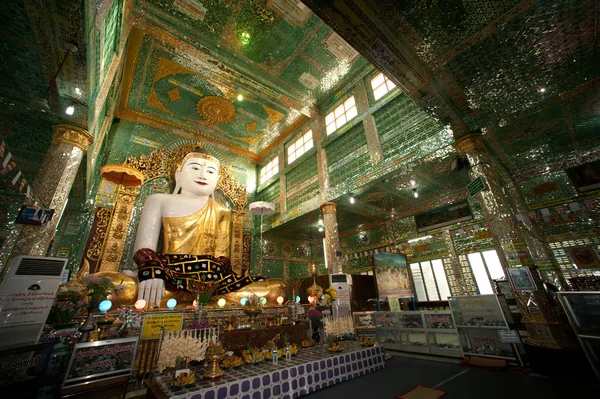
[427,331,462,357]
[400,330,429,353]
[352,311,463,358]
[557,292,600,379]
[448,295,520,362]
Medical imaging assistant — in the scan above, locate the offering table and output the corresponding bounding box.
[220,323,307,354]
[146,342,385,399]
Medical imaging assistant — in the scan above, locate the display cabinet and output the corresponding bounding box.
[448,294,521,363]
[353,311,377,342]
[557,291,600,379]
[352,311,463,358]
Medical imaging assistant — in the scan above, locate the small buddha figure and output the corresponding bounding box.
[133,148,268,307]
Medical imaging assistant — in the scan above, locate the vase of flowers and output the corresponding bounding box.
[317,286,337,310]
[190,276,218,321]
[48,291,85,330]
[308,308,323,343]
[78,274,124,342]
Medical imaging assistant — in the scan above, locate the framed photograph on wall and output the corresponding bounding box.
[372,253,413,298]
[506,267,536,291]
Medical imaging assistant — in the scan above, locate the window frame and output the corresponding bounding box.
[409,258,452,302]
[287,129,314,165]
[325,96,358,135]
[465,249,506,295]
[259,156,279,185]
[370,72,397,101]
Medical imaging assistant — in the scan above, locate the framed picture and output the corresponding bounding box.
[565,160,600,192]
[506,267,536,291]
[414,200,473,232]
[567,246,600,269]
[372,253,413,298]
[15,206,54,225]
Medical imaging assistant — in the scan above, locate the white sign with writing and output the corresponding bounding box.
[498,329,521,343]
[323,32,359,62]
[0,279,58,326]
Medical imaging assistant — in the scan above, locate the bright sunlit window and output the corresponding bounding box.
[325,96,357,135]
[287,130,313,165]
[260,156,279,184]
[371,72,397,101]
[467,250,505,294]
[410,259,452,302]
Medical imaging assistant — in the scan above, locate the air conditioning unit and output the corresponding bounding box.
[0,256,67,348]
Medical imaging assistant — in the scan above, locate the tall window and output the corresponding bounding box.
[325,96,357,135]
[259,156,278,184]
[466,250,505,294]
[410,259,452,301]
[371,72,396,101]
[287,130,313,165]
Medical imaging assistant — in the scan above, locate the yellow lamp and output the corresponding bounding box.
[217,298,226,308]
[277,296,284,305]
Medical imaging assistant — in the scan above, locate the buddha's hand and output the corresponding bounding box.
[134,248,166,307]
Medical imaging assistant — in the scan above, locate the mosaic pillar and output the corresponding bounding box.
[283,259,290,280]
[440,230,470,296]
[355,79,383,164]
[454,132,572,349]
[6,125,93,260]
[321,202,343,274]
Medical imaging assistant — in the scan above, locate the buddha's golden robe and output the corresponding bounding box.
[161,198,231,258]
[137,199,260,295]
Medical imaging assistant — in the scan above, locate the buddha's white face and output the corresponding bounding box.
[176,157,219,197]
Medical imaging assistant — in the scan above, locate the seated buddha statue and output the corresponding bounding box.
[133,148,274,307]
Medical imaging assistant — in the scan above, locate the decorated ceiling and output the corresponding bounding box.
[121,0,368,158]
[0,0,599,244]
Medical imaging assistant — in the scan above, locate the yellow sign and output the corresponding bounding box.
[141,312,184,340]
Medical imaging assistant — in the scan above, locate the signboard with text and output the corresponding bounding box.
[467,176,486,197]
[63,337,139,388]
[141,312,184,340]
[448,295,508,328]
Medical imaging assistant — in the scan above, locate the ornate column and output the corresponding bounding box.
[320,202,343,274]
[6,125,92,259]
[440,230,472,296]
[454,132,572,349]
[98,185,140,272]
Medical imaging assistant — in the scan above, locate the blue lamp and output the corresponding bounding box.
[260,297,267,305]
[98,300,112,312]
[166,298,177,309]
[240,297,248,306]
[295,295,301,303]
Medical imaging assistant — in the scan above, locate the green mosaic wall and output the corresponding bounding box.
[374,94,447,161]
[326,123,369,198]
[102,0,120,79]
[286,154,318,210]
[290,261,309,279]
[347,256,372,273]
[263,259,284,279]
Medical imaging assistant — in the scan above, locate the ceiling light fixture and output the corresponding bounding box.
[407,235,432,243]
[349,195,355,204]
[538,87,546,93]
[240,32,251,45]
[65,104,75,115]
[412,188,419,198]
[75,87,81,95]
[237,94,243,101]
[410,179,416,186]
[318,227,324,232]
